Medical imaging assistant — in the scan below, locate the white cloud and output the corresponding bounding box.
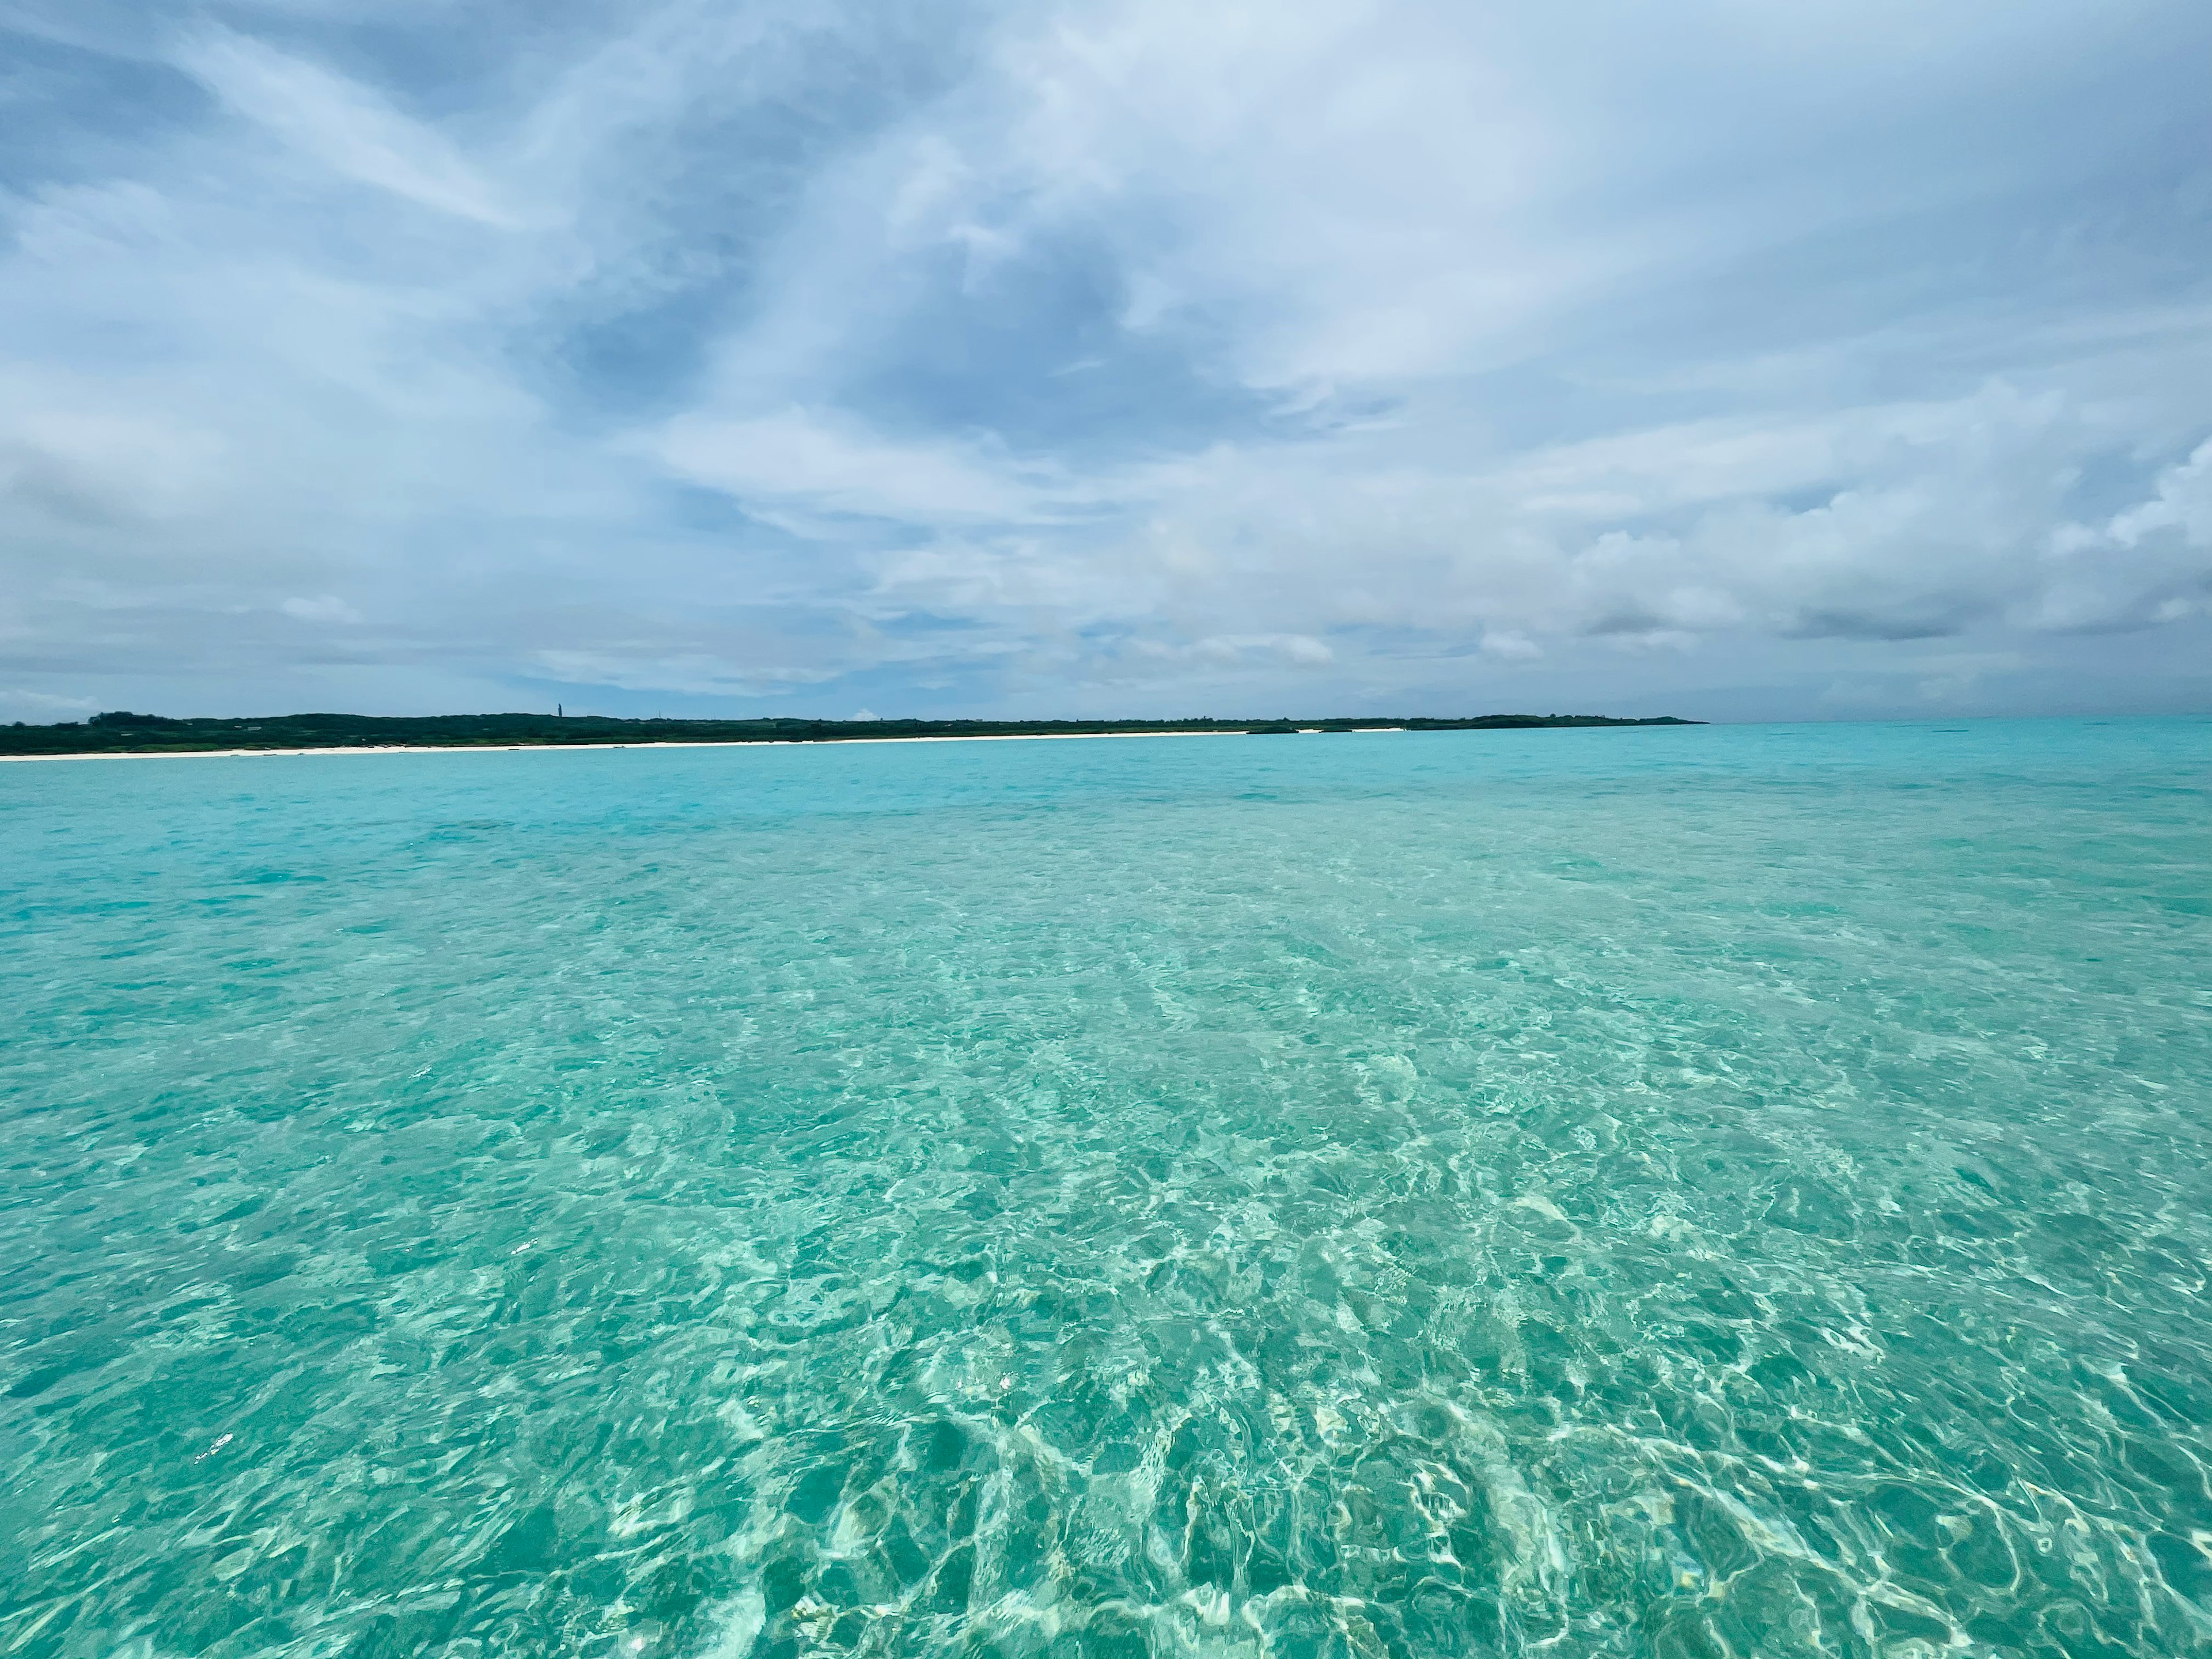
[0,390,228,524]
[1480,631,1541,661]
[281,596,365,624]
[0,0,2207,717]
[831,372,2211,676]
[1132,633,1335,667]
[653,408,1056,524]
[2029,438,2212,631]
[2105,438,2212,551]
[176,30,523,228]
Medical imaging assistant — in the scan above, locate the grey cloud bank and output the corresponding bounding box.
[3,0,2209,721]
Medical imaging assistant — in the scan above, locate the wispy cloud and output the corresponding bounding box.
[653,408,1059,524]
[176,29,524,228]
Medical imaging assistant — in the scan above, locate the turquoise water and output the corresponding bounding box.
[3,719,2211,1659]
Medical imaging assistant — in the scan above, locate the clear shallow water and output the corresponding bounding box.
[3,718,2210,1659]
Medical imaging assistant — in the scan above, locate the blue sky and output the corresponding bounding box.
[3,0,2210,722]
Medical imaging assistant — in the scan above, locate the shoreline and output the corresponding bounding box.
[0,729,1290,763]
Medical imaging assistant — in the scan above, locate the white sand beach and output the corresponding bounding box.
[0,729,1297,762]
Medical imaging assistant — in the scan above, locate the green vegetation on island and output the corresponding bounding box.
[2,710,1702,757]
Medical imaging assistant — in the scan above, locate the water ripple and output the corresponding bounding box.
[1,720,2209,1658]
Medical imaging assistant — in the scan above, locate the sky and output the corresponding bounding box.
[3,0,2210,724]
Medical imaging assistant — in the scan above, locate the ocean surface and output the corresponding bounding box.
[3,717,2210,1659]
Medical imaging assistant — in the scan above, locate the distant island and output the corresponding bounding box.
[2,710,1702,757]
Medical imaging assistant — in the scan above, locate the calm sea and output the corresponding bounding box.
[3,718,2210,1659]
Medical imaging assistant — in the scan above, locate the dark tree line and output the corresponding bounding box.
[4,710,1698,756]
